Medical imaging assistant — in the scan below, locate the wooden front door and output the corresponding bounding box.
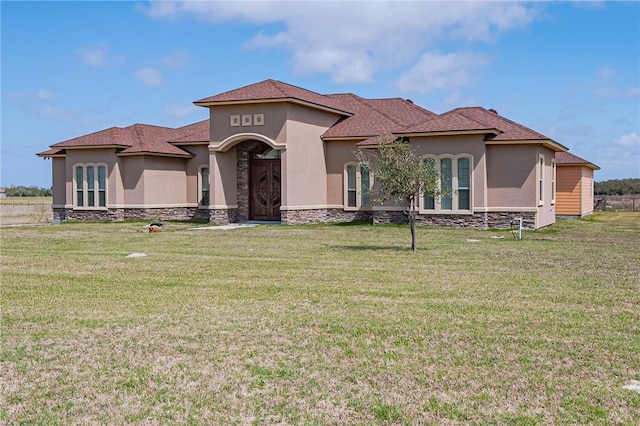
[250,159,281,221]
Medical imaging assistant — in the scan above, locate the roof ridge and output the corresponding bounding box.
[455,107,548,139]
[338,93,406,127]
[358,97,407,127]
[269,79,290,98]
[132,124,148,151]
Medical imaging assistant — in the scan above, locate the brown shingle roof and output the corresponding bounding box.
[556,151,600,169]
[453,107,550,141]
[323,94,435,138]
[39,121,210,157]
[403,110,494,134]
[195,79,353,115]
[168,119,210,143]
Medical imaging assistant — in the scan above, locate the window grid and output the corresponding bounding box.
[200,167,210,206]
[75,164,106,208]
[345,164,371,209]
[422,156,472,213]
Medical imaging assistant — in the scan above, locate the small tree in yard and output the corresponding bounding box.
[355,135,444,251]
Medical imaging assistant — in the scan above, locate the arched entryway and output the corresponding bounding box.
[249,145,281,221]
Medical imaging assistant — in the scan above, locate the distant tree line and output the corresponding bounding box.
[595,178,640,195]
[2,185,52,197]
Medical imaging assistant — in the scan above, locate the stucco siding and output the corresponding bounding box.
[121,156,146,206]
[210,103,289,147]
[52,157,66,206]
[282,104,339,208]
[486,145,536,208]
[411,135,487,210]
[185,145,210,205]
[141,157,188,205]
[325,140,360,207]
[66,148,119,208]
[210,148,238,208]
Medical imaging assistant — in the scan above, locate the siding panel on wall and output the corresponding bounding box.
[580,168,594,216]
[556,167,581,215]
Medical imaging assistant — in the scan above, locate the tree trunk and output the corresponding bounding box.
[410,214,417,251]
[409,196,417,251]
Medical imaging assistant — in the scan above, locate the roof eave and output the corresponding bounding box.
[403,129,499,138]
[485,139,568,152]
[116,152,194,159]
[51,144,130,150]
[169,141,210,146]
[558,162,601,170]
[194,98,353,117]
[323,135,379,142]
[37,153,66,158]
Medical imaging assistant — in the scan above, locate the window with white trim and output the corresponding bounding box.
[538,155,545,206]
[199,166,210,206]
[345,163,371,209]
[422,156,472,213]
[74,164,107,208]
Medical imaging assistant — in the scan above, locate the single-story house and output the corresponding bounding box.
[555,152,600,217]
[38,79,593,229]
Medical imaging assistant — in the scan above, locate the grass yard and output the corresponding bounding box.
[1,213,639,425]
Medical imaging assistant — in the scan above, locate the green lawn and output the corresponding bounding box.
[1,213,639,425]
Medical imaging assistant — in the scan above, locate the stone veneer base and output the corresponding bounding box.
[54,207,536,230]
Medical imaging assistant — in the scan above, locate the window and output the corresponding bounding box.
[458,158,470,210]
[538,155,545,205]
[74,164,106,208]
[345,164,371,209]
[199,166,210,206]
[421,156,472,213]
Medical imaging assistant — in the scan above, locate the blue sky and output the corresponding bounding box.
[2,0,639,187]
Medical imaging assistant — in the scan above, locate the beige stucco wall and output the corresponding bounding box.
[281,105,339,208]
[411,135,487,210]
[139,157,188,206]
[209,103,289,147]
[184,145,210,205]
[325,135,488,210]
[51,157,66,206]
[325,140,360,206]
[121,156,145,206]
[486,145,537,208]
[64,148,119,208]
[205,102,341,210]
[210,148,238,208]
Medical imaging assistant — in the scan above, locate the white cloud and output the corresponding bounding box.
[395,52,492,94]
[161,51,190,70]
[35,89,56,103]
[139,1,540,85]
[135,67,164,87]
[77,42,124,67]
[598,65,616,80]
[614,132,639,148]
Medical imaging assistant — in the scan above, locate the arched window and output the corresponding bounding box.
[421,155,472,213]
[199,166,210,206]
[344,163,372,209]
[74,164,107,208]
